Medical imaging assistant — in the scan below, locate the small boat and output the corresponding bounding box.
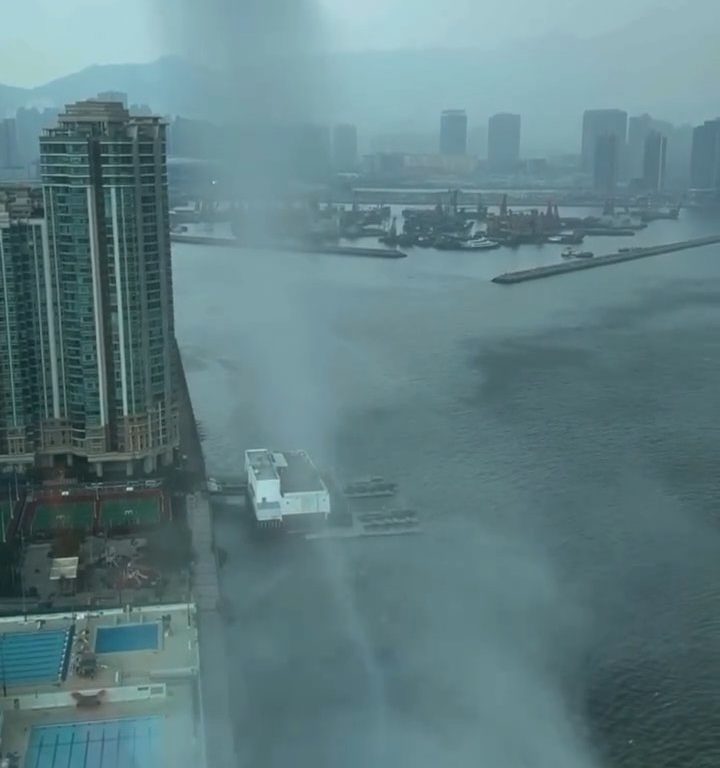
[562,247,594,259]
[344,476,398,498]
[459,238,500,251]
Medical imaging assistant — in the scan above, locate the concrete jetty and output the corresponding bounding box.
[492,236,720,285]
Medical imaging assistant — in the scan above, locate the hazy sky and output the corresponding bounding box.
[0,0,694,87]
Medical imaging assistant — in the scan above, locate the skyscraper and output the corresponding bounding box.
[439,110,467,156]
[642,131,667,191]
[2,100,180,474]
[581,109,627,176]
[332,124,358,172]
[690,119,720,190]
[627,114,654,180]
[0,186,49,463]
[487,113,521,172]
[0,119,18,170]
[594,134,618,193]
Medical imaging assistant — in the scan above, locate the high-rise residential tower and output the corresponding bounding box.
[0,101,178,474]
[0,186,49,463]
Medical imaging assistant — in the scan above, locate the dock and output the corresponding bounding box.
[492,235,720,285]
[305,509,421,541]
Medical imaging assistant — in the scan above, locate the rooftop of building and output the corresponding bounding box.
[40,100,165,142]
[0,603,201,768]
[57,100,163,125]
[278,451,325,494]
[245,449,325,495]
[0,184,44,221]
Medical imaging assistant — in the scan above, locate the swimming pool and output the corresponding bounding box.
[0,627,72,687]
[24,716,162,768]
[94,623,159,653]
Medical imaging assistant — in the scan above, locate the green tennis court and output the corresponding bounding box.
[99,496,162,529]
[31,501,94,534]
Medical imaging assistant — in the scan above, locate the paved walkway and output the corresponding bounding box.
[188,491,237,768]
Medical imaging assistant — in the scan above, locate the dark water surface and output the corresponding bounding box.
[174,210,720,767]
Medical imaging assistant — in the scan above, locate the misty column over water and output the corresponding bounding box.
[157,3,720,767]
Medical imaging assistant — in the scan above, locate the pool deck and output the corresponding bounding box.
[2,692,199,767]
[0,604,201,768]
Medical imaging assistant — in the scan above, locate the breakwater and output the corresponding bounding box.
[492,236,720,284]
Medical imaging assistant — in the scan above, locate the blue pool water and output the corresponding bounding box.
[94,623,159,653]
[0,628,72,687]
[24,717,162,768]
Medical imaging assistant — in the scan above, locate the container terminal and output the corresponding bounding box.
[492,235,720,284]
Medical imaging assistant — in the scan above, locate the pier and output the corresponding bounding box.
[492,236,720,285]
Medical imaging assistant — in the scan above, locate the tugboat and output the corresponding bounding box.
[343,476,398,498]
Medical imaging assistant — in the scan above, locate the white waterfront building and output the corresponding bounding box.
[244,449,331,523]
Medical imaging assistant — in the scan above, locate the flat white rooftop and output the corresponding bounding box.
[278,451,325,494]
[245,449,279,483]
[245,449,325,495]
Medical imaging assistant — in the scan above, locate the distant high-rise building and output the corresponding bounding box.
[14,107,42,170]
[628,114,675,182]
[96,91,128,108]
[594,134,618,193]
[690,119,720,190]
[20,100,180,474]
[665,123,693,189]
[627,114,654,180]
[0,119,19,169]
[487,113,521,172]
[332,124,358,171]
[11,108,61,178]
[642,131,667,191]
[439,110,467,156]
[581,109,627,177]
